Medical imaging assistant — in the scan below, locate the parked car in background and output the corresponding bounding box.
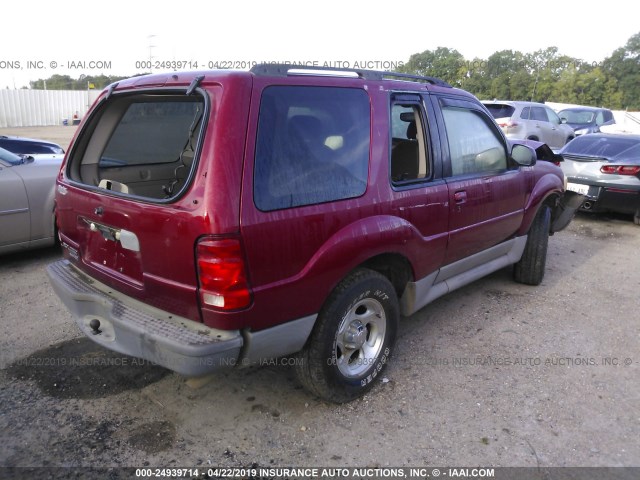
[0,147,62,254]
[0,135,65,155]
[483,100,575,150]
[558,107,615,136]
[559,133,640,224]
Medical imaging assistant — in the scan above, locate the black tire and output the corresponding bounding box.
[514,205,551,286]
[294,268,399,403]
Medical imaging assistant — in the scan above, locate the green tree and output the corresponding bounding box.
[399,47,466,86]
[461,57,490,97]
[602,32,640,109]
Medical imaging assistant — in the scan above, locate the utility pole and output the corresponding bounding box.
[530,71,539,102]
[148,34,156,73]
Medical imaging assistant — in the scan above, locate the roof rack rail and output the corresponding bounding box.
[249,63,452,88]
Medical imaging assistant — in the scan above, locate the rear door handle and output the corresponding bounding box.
[454,191,467,203]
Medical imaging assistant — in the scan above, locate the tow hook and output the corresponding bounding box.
[89,319,102,335]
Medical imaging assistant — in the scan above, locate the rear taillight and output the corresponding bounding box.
[600,165,640,175]
[498,121,518,128]
[196,238,252,311]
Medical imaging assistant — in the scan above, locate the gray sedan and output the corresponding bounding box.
[0,147,62,254]
[560,133,640,224]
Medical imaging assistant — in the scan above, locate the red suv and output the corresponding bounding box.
[48,64,581,402]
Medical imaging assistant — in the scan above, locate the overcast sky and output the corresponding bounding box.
[1,0,637,88]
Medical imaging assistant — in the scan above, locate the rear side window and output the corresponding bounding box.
[531,107,548,122]
[390,104,429,182]
[254,86,370,211]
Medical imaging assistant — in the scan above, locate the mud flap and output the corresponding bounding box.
[551,191,585,233]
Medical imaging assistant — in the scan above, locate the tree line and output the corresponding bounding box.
[28,32,639,110]
[399,32,640,110]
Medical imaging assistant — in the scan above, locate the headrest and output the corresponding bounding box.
[406,121,417,140]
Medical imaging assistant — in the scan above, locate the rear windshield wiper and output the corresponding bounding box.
[162,106,204,197]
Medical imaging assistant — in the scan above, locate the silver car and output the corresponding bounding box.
[559,133,640,225]
[483,100,575,150]
[0,147,63,254]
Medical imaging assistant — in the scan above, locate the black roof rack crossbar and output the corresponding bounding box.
[249,63,452,88]
[379,71,452,88]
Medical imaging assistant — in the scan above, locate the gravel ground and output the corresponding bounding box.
[0,127,639,474]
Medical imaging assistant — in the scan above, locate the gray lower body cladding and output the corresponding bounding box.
[47,260,315,377]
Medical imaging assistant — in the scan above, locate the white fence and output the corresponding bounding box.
[0,89,101,128]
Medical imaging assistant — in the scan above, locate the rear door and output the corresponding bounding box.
[543,107,566,148]
[433,96,528,264]
[388,93,449,273]
[57,86,214,321]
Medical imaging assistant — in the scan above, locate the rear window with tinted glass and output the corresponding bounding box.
[101,100,202,167]
[562,135,640,160]
[484,104,515,119]
[0,139,63,155]
[67,93,205,200]
[254,86,370,211]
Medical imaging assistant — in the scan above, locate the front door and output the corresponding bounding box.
[433,96,528,264]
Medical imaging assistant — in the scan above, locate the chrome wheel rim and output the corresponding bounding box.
[335,298,386,378]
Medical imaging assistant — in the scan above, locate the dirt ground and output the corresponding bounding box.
[1,127,639,472]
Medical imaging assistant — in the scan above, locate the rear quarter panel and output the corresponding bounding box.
[18,158,61,241]
[517,162,564,235]
[227,79,449,332]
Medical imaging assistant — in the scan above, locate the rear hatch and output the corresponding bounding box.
[560,134,640,198]
[56,73,251,322]
[484,103,518,134]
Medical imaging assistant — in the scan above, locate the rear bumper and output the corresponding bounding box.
[596,188,640,214]
[565,178,640,214]
[47,260,243,377]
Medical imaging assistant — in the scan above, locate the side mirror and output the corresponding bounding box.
[511,144,536,166]
[560,118,567,124]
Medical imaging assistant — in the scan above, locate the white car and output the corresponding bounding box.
[483,100,575,150]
